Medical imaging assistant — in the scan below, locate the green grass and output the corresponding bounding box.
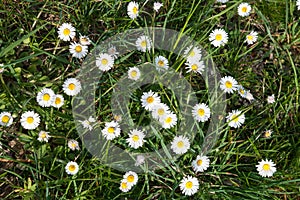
[0,0,299,199]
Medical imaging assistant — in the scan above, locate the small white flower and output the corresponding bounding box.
[123,171,138,187]
[171,135,190,155]
[101,121,121,140]
[245,31,258,45]
[136,35,152,52]
[20,111,40,130]
[127,1,139,19]
[37,131,50,142]
[36,88,55,107]
[155,55,169,71]
[62,78,82,96]
[119,179,132,192]
[0,112,13,127]
[237,85,247,98]
[126,129,145,149]
[69,42,88,59]
[58,23,76,41]
[209,29,228,47]
[160,112,177,129]
[220,76,238,94]
[238,2,252,17]
[179,176,199,196]
[65,161,79,175]
[52,94,64,108]
[151,103,170,120]
[79,35,91,46]
[80,116,96,131]
[226,110,245,128]
[154,2,163,12]
[256,159,276,177]
[184,45,202,63]
[245,90,255,101]
[185,60,205,74]
[96,53,114,72]
[141,90,161,111]
[264,130,272,138]
[192,103,211,122]
[135,155,145,166]
[68,139,80,151]
[108,45,119,59]
[128,67,141,81]
[267,94,275,104]
[192,155,210,172]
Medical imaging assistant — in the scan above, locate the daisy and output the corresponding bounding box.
[52,94,64,108]
[108,45,119,59]
[79,35,91,46]
[192,103,211,122]
[267,94,275,104]
[154,2,163,12]
[238,2,251,17]
[135,155,145,166]
[246,90,255,101]
[68,139,80,151]
[20,111,40,130]
[264,130,272,138]
[220,76,238,93]
[79,116,96,131]
[123,171,138,187]
[127,1,139,19]
[245,31,258,45]
[37,131,50,142]
[65,161,79,175]
[160,112,177,129]
[256,159,276,177]
[209,29,228,47]
[151,103,170,120]
[101,121,121,140]
[171,135,190,155]
[217,0,229,3]
[226,110,245,128]
[135,35,152,52]
[0,63,4,73]
[155,55,169,71]
[237,85,247,98]
[141,90,161,111]
[119,179,132,192]
[69,42,88,59]
[179,176,199,196]
[96,53,114,72]
[126,129,145,149]
[0,112,13,127]
[192,155,210,172]
[128,67,141,81]
[58,23,76,41]
[36,88,55,107]
[113,114,122,122]
[184,45,202,63]
[297,0,300,10]
[62,78,82,96]
[185,60,205,74]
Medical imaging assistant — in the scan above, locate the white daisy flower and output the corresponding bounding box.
[127,1,139,19]
[113,114,122,122]
[20,111,40,130]
[0,112,13,127]
[52,94,64,108]
[209,28,228,47]
[171,135,190,155]
[220,76,238,93]
[192,103,211,122]
[36,88,55,107]
[126,129,145,149]
[119,179,132,192]
[185,60,205,74]
[226,110,245,128]
[96,53,114,72]
[69,42,88,59]
[58,23,76,41]
[267,94,275,104]
[151,103,170,120]
[135,35,152,52]
[0,63,4,74]
[297,0,300,10]
[62,78,82,96]
[135,155,145,166]
[264,130,272,138]
[37,131,50,142]
[245,31,258,45]
[237,85,247,98]
[68,139,80,151]
[246,90,255,101]
[79,35,91,46]
[128,67,141,81]
[155,55,169,71]
[238,2,251,17]
[65,161,79,175]
[217,0,229,3]
[192,155,210,172]
[101,121,121,140]
[108,45,119,59]
[184,45,202,63]
[154,2,163,12]
[179,176,199,196]
[141,90,161,111]
[256,159,276,177]
[79,116,96,131]
[160,112,177,129]
[123,171,138,187]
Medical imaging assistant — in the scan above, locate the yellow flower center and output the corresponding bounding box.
[130,70,137,77]
[63,28,70,36]
[157,108,165,116]
[215,34,222,41]
[242,7,247,13]
[121,182,127,189]
[263,163,270,171]
[191,64,198,71]
[26,117,34,124]
[71,143,77,148]
[43,93,50,101]
[239,89,245,94]
[247,35,253,41]
[69,164,76,172]
[40,132,47,139]
[68,83,76,90]
[101,58,108,65]
[133,6,138,14]
[127,175,134,182]
[132,135,139,142]
[141,40,147,47]
[55,97,61,105]
[75,45,82,53]
[189,50,195,57]
[265,131,271,138]
[2,115,10,123]
[185,181,193,189]
[225,81,232,88]
[231,114,239,122]
[158,60,164,67]
[108,127,115,133]
[165,117,172,124]
[197,159,203,166]
[198,109,205,116]
[146,96,154,103]
[177,141,184,148]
